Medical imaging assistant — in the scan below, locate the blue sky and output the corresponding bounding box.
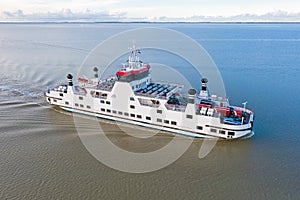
[1,0,300,22]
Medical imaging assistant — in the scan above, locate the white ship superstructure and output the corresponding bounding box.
[45,48,254,139]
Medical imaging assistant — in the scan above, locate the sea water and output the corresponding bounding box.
[0,23,299,199]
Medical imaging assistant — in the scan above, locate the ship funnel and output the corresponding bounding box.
[93,67,99,78]
[200,78,209,97]
[67,74,73,86]
[188,88,196,104]
[201,78,208,91]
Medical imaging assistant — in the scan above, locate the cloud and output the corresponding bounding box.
[0,9,126,22]
[1,9,300,22]
[153,10,300,22]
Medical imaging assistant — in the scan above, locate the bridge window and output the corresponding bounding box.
[228,131,235,136]
[101,93,107,99]
[186,114,193,119]
[210,128,217,133]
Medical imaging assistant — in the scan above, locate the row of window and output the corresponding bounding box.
[210,128,225,134]
[67,100,232,135]
[63,99,226,134]
[62,99,235,136]
[74,103,91,109]
[60,101,202,131]
[79,94,110,101]
[75,101,192,121]
[63,101,92,109]
[61,99,193,128]
[90,91,108,99]
[99,108,147,119]
[100,100,110,105]
[197,126,235,136]
[210,128,234,136]
[72,100,192,121]
[69,100,193,120]
[156,118,177,126]
[157,109,194,120]
[98,108,179,126]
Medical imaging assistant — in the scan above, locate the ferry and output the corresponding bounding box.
[45,47,254,139]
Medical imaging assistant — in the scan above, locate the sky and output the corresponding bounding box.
[0,0,300,22]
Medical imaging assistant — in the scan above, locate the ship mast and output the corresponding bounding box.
[128,45,142,69]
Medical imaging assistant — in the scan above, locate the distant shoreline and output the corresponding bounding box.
[0,21,300,24]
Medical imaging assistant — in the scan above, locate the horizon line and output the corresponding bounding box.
[1,21,300,24]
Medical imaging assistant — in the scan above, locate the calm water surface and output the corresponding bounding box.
[0,23,300,199]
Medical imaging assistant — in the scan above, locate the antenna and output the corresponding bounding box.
[242,101,248,112]
[127,42,142,69]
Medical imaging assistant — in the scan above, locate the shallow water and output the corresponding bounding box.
[0,23,300,199]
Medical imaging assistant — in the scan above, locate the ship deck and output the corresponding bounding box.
[95,77,116,91]
[80,77,182,99]
[134,82,181,99]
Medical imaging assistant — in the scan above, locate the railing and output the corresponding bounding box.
[165,104,186,112]
[135,92,167,99]
[73,86,87,95]
[138,100,160,108]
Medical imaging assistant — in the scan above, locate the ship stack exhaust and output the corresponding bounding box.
[200,78,208,97]
[188,88,196,104]
[93,67,98,78]
[67,74,73,86]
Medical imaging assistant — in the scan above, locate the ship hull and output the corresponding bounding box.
[59,105,218,139]
[45,47,254,140]
[45,77,254,140]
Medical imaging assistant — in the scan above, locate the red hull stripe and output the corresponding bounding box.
[78,78,88,82]
[116,65,150,77]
